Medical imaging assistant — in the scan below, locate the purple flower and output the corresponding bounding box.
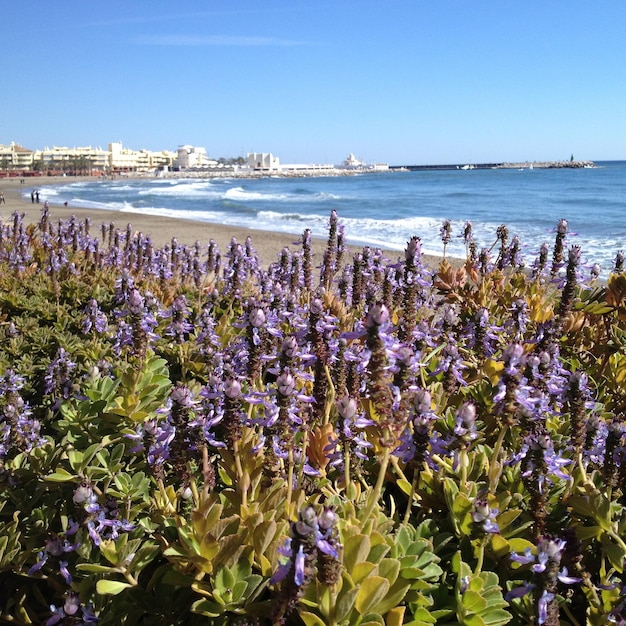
[365,302,390,329]
[43,347,77,402]
[271,505,341,590]
[73,485,134,547]
[293,544,306,586]
[28,532,79,583]
[508,535,581,621]
[471,498,500,534]
[82,298,108,334]
[0,369,45,456]
[164,295,193,343]
[46,592,98,625]
[440,219,452,246]
[538,590,555,624]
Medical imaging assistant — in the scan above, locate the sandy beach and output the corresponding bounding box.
[0,176,447,269]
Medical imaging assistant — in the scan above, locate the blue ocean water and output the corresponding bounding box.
[33,161,626,273]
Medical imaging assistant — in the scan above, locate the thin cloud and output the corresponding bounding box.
[134,34,308,47]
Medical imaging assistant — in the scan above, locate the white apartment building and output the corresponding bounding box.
[109,141,142,172]
[34,145,110,172]
[108,142,175,172]
[175,145,215,169]
[0,142,34,169]
[247,152,280,171]
[1,141,178,174]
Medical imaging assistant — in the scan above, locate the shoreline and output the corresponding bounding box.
[0,176,452,269]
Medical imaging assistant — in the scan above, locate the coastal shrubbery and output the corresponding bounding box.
[1,208,626,625]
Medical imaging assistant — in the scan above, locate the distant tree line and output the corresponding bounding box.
[216,156,246,166]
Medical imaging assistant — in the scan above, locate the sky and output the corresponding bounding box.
[3,1,626,165]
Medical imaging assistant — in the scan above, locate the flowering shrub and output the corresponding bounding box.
[0,207,626,625]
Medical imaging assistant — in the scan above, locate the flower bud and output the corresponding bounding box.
[277,371,295,397]
[413,389,432,415]
[366,302,389,328]
[568,245,581,265]
[337,396,358,420]
[405,236,421,262]
[224,379,241,399]
[249,308,266,328]
[281,336,298,359]
[318,507,338,531]
[73,484,94,505]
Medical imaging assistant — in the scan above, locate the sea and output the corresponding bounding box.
[32,161,626,275]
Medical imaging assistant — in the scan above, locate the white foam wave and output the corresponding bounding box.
[140,181,217,197]
[224,187,289,201]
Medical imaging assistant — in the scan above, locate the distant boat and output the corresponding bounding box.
[461,164,474,170]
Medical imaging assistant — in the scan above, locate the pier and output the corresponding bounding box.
[390,160,595,172]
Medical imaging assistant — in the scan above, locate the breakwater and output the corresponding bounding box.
[391,160,595,172]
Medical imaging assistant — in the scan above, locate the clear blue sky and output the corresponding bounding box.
[3,1,625,165]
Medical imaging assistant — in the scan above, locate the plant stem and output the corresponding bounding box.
[362,446,391,522]
[488,425,507,493]
[286,448,294,513]
[402,471,419,526]
[232,439,247,509]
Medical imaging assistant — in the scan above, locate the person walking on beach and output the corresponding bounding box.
[35,190,40,203]
[0,192,5,204]
[31,190,35,203]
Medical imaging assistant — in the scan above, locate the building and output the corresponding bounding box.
[342,153,364,169]
[33,145,110,174]
[340,153,389,172]
[247,152,280,171]
[109,142,175,173]
[0,142,34,171]
[175,145,215,169]
[279,162,336,174]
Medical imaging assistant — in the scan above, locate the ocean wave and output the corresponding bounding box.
[118,205,224,222]
[257,210,329,223]
[32,166,626,276]
[66,198,130,211]
[224,187,288,201]
[140,181,217,197]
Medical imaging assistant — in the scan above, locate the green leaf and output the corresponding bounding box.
[343,534,371,574]
[215,565,236,591]
[67,449,83,471]
[191,599,223,617]
[601,532,625,572]
[507,537,535,556]
[397,477,414,496]
[96,579,132,595]
[335,583,359,622]
[372,579,411,615]
[462,615,486,626]
[351,560,377,584]
[378,558,400,585]
[489,534,510,559]
[76,563,118,574]
[576,525,602,540]
[462,589,487,614]
[405,607,437,625]
[482,609,515,626]
[299,611,327,626]
[44,468,76,482]
[355,576,390,615]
